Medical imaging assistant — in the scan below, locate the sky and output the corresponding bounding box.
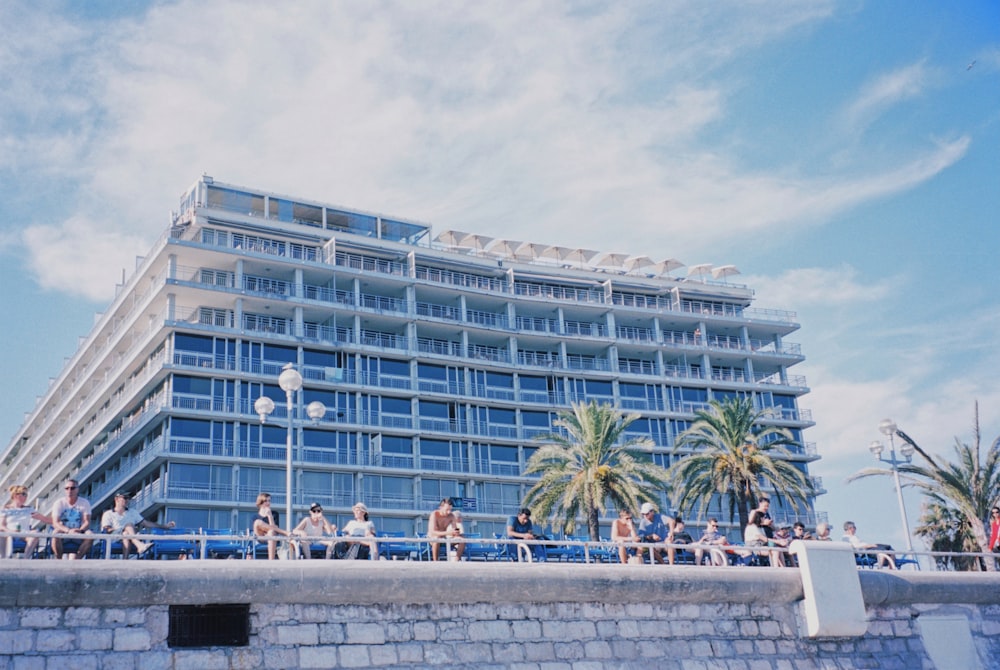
[1,0,998,552]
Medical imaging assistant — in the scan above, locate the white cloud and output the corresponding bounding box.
[747,265,896,309]
[22,216,149,301]
[842,61,930,131]
[0,1,969,299]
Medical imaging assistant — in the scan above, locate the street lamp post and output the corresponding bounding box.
[254,363,326,557]
[868,418,916,552]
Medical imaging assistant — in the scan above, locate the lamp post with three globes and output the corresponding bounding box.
[254,363,327,554]
[868,418,916,552]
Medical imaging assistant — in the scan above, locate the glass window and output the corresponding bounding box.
[171,418,211,439]
[586,380,613,396]
[303,349,338,367]
[418,401,449,418]
[420,439,451,457]
[521,411,550,427]
[381,397,411,415]
[619,383,648,398]
[381,436,412,454]
[172,375,212,395]
[486,372,513,388]
[490,445,518,462]
[263,343,297,363]
[417,363,447,380]
[175,333,213,353]
[519,375,547,391]
[381,358,409,376]
[489,408,516,425]
[171,463,210,485]
[681,387,707,402]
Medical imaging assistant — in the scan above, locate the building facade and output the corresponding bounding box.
[0,176,822,538]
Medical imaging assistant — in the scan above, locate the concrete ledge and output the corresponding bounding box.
[0,561,807,608]
[859,570,1000,606]
[3,561,999,611]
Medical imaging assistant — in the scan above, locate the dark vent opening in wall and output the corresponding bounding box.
[168,604,250,648]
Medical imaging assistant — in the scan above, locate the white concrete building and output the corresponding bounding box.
[0,176,822,537]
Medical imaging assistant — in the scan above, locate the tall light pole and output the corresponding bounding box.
[868,418,915,552]
[254,363,326,557]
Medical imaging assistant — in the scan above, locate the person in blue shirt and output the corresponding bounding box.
[506,508,546,562]
[636,502,672,564]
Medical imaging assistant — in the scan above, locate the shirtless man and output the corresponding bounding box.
[428,498,464,561]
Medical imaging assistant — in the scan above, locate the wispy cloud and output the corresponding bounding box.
[747,265,897,310]
[842,61,930,131]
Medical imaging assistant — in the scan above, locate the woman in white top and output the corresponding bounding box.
[334,502,377,560]
[292,503,337,559]
[744,510,783,567]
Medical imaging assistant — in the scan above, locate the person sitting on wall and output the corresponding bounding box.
[693,518,730,566]
[50,478,94,559]
[427,498,464,561]
[506,508,546,562]
[100,490,176,559]
[769,524,793,567]
[0,484,50,559]
[791,521,813,541]
[842,521,896,569]
[291,502,337,559]
[332,502,377,560]
[253,492,291,560]
[666,517,694,565]
[814,522,833,541]
[611,508,640,565]
[743,510,781,567]
[636,501,671,565]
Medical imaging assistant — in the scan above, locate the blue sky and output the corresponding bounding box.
[1,0,998,549]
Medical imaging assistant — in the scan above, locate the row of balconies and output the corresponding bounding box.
[186,266,798,352]
[194,230,797,330]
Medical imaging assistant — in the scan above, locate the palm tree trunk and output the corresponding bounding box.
[736,488,751,534]
[968,517,996,572]
[588,505,600,542]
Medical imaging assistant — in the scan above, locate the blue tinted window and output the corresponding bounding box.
[173,375,212,395]
[490,445,518,462]
[381,358,409,376]
[417,363,446,380]
[382,397,410,414]
[420,440,451,457]
[419,401,449,418]
[490,408,515,425]
[175,333,213,353]
[519,375,547,391]
[171,418,211,438]
[521,411,550,427]
[487,372,513,388]
[381,436,412,454]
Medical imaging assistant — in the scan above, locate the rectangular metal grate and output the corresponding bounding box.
[168,604,250,648]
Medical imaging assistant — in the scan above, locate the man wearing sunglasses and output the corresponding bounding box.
[50,478,93,559]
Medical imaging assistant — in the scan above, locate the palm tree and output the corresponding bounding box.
[666,396,814,532]
[915,501,980,571]
[522,400,671,540]
[849,403,1000,572]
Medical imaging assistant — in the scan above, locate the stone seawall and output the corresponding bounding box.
[0,561,998,669]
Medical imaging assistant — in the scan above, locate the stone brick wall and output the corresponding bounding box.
[0,562,998,669]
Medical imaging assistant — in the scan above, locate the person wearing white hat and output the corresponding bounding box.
[332,502,377,560]
[636,501,673,565]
